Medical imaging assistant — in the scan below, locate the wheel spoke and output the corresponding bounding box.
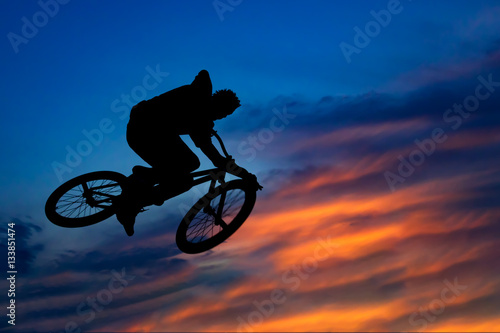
[193,216,213,241]
[187,214,211,240]
[92,182,119,190]
[197,216,214,241]
[176,180,258,254]
[53,177,122,220]
[185,188,246,244]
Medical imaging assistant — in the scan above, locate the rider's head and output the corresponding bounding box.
[211,89,241,120]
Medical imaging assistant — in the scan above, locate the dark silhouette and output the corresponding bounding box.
[45,69,262,251]
[116,70,259,236]
[45,157,261,253]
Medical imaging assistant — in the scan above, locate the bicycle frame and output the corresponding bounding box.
[187,131,235,224]
[45,129,252,233]
[135,130,236,216]
[191,168,226,189]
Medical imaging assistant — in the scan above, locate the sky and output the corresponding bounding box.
[1,0,500,332]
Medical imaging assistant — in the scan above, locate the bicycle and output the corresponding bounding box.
[45,132,261,254]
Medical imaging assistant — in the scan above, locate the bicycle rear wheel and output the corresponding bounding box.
[176,180,257,254]
[45,171,127,228]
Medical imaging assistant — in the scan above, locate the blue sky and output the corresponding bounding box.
[1,1,500,332]
[1,0,498,199]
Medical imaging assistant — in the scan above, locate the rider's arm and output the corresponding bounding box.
[197,140,227,169]
[196,137,252,179]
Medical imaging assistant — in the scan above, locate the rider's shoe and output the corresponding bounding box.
[115,196,142,236]
[115,173,149,237]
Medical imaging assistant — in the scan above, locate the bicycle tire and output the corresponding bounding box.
[45,171,127,228]
[176,180,256,254]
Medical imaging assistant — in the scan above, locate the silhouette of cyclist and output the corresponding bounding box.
[117,70,259,236]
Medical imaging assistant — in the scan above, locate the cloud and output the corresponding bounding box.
[0,217,43,275]
[11,39,500,332]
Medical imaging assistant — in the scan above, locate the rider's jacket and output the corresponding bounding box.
[129,70,214,148]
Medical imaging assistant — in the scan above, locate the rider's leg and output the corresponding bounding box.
[116,122,161,236]
[127,126,199,202]
[124,122,166,203]
[151,135,200,203]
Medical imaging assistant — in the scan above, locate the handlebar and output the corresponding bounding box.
[211,130,263,191]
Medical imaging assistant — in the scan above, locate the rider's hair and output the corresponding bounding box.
[212,89,241,117]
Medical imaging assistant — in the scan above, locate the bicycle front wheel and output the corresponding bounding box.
[176,180,257,254]
[45,171,127,228]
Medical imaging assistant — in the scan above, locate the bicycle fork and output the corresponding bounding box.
[203,190,228,228]
[82,182,116,209]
